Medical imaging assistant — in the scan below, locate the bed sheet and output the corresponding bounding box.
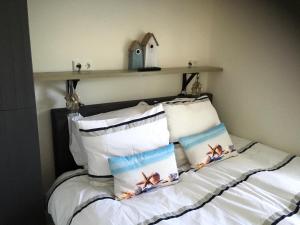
[47,135,300,225]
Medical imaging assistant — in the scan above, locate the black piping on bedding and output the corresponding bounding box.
[46,170,88,208]
[67,195,115,225]
[47,141,258,213]
[139,154,296,225]
[67,141,271,225]
[263,193,300,225]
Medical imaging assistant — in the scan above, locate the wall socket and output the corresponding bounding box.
[72,60,92,72]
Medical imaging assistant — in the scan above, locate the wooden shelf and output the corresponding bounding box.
[34,66,223,81]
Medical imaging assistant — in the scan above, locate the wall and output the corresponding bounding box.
[29,0,300,192]
[208,0,300,154]
[28,0,213,191]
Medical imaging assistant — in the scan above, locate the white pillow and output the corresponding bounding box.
[179,123,237,169]
[163,95,220,167]
[161,96,195,167]
[108,144,178,200]
[77,104,170,179]
[163,95,220,142]
[164,97,195,104]
[68,102,151,166]
[68,113,85,166]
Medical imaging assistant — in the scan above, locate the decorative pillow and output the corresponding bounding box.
[77,104,170,179]
[163,95,220,167]
[68,102,151,166]
[179,123,237,169]
[108,144,178,200]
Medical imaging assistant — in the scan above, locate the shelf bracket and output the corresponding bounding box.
[66,79,80,93]
[64,71,201,110]
[180,72,199,95]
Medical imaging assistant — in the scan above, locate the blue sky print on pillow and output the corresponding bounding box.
[109,144,178,200]
[179,123,236,170]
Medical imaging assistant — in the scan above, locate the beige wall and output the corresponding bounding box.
[29,0,300,192]
[208,1,300,154]
[28,0,213,191]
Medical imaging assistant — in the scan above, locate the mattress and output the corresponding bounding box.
[47,135,300,225]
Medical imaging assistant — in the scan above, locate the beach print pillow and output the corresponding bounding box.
[108,144,178,200]
[179,123,237,169]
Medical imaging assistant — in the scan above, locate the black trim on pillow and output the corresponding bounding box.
[164,95,209,105]
[88,174,113,178]
[79,111,165,133]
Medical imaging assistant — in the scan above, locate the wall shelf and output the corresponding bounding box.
[34,66,223,110]
[33,66,223,81]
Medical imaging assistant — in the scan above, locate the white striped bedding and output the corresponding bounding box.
[47,136,300,225]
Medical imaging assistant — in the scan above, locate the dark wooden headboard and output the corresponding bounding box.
[51,93,212,177]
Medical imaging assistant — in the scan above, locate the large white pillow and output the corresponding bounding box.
[77,104,170,178]
[163,96,220,166]
[162,96,196,167]
[163,95,220,142]
[68,102,151,166]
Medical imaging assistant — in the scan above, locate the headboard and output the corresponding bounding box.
[51,93,212,177]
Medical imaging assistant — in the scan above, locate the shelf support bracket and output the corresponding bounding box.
[180,72,199,95]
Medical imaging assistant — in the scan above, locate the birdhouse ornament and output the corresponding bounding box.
[128,41,144,70]
[141,33,159,68]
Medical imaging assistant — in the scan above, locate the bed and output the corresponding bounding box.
[48,94,300,225]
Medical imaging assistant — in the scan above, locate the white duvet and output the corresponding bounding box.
[48,136,300,225]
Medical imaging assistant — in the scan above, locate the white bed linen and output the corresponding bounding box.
[48,135,300,225]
